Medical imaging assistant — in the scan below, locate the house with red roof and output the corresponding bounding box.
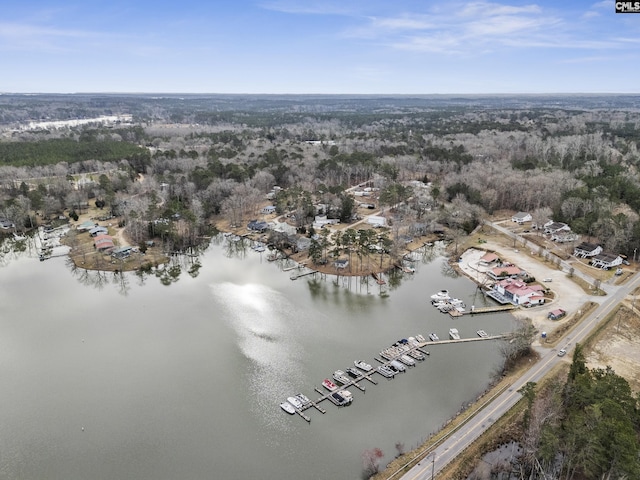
[487,265,524,280]
[493,279,545,306]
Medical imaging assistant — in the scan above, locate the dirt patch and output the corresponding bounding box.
[585,305,640,391]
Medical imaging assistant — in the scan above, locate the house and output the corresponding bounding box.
[550,231,579,243]
[492,279,545,306]
[112,246,133,259]
[334,259,349,269]
[89,226,109,237]
[247,220,269,232]
[511,212,532,224]
[548,309,567,320]
[591,253,623,270]
[77,220,97,232]
[487,265,524,280]
[261,205,276,215]
[271,222,296,236]
[574,242,602,258]
[479,252,499,266]
[544,221,571,235]
[94,234,114,251]
[366,215,386,228]
[312,215,340,229]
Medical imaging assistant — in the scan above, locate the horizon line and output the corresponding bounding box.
[1,91,640,97]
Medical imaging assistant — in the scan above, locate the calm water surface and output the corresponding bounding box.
[0,238,514,479]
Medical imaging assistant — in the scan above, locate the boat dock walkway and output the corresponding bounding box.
[449,304,517,317]
[284,334,507,422]
[290,267,317,280]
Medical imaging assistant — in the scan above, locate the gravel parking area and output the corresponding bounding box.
[458,243,603,342]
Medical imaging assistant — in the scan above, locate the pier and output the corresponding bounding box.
[281,334,506,422]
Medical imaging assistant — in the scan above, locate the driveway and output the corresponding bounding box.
[458,243,603,341]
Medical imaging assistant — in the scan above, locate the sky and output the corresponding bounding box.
[0,0,638,94]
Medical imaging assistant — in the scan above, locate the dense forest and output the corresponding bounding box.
[1,93,640,259]
[514,345,640,479]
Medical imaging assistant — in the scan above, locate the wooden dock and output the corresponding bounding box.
[282,335,504,422]
[468,305,517,314]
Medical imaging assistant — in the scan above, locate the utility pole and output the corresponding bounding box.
[431,452,436,480]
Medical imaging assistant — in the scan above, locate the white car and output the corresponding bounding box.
[558,348,567,357]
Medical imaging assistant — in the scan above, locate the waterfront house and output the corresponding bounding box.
[334,259,349,269]
[511,212,532,224]
[94,234,114,251]
[573,242,602,258]
[247,220,269,232]
[493,279,545,306]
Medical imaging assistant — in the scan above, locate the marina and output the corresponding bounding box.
[279,332,507,422]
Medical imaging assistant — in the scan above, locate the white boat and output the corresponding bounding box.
[415,334,426,343]
[449,328,461,340]
[329,391,352,406]
[389,360,406,372]
[280,402,296,414]
[287,396,303,409]
[399,355,416,366]
[376,365,395,378]
[346,367,362,378]
[354,360,373,372]
[430,290,450,301]
[429,333,439,342]
[333,370,351,385]
[295,393,310,405]
[477,330,488,338]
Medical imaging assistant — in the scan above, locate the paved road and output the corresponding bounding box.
[400,259,640,479]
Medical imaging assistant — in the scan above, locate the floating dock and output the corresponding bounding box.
[281,334,505,422]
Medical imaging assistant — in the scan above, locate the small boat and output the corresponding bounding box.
[430,290,450,301]
[346,367,362,378]
[477,330,488,338]
[399,355,416,366]
[322,378,338,391]
[280,402,296,414]
[415,334,426,343]
[389,360,406,372]
[449,328,461,340]
[354,360,373,372]
[376,365,395,378]
[340,389,353,403]
[333,370,351,385]
[329,391,352,406]
[429,333,439,342]
[295,393,311,405]
[287,396,303,409]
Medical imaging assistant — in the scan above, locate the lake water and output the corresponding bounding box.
[0,237,514,479]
